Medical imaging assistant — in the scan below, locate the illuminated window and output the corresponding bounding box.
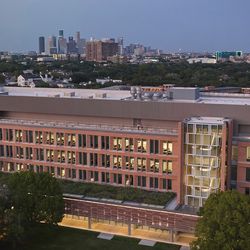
[162,160,173,174]
[67,134,76,147]
[125,138,134,152]
[35,131,43,144]
[247,147,250,161]
[137,139,147,153]
[125,156,135,170]
[15,130,23,142]
[45,132,54,145]
[162,141,173,155]
[56,133,64,146]
[113,155,122,169]
[113,137,122,151]
[137,158,146,171]
[150,159,159,173]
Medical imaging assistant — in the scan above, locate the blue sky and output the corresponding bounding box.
[0,0,249,52]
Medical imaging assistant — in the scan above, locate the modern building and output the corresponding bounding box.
[0,86,249,209]
[38,36,45,54]
[47,36,57,55]
[216,51,243,61]
[58,30,67,54]
[67,36,78,54]
[86,40,119,62]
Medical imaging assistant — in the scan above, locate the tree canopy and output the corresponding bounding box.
[0,172,64,247]
[191,191,250,250]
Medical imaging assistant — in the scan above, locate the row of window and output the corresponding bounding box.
[0,163,172,190]
[0,146,173,174]
[0,129,173,155]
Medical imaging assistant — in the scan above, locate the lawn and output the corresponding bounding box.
[8,224,180,250]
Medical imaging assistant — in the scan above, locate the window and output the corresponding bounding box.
[67,134,76,147]
[247,147,250,161]
[125,138,134,152]
[137,139,147,153]
[125,157,135,170]
[79,170,87,180]
[150,177,159,189]
[101,172,110,183]
[25,130,33,143]
[15,130,23,142]
[35,148,44,161]
[35,131,43,144]
[137,158,146,171]
[246,168,250,182]
[78,134,86,147]
[6,129,13,141]
[6,146,13,157]
[162,141,173,155]
[90,153,98,166]
[162,160,173,174]
[101,154,110,168]
[89,135,98,148]
[245,188,250,195]
[113,173,122,184]
[113,137,122,151]
[67,151,76,164]
[45,132,54,145]
[0,145,4,157]
[150,159,159,173]
[57,150,66,163]
[101,136,110,150]
[137,176,146,187]
[79,152,87,165]
[25,147,33,160]
[113,155,122,169]
[15,146,24,159]
[150,140,159,154]
[56,133,64,146]
[231,146,238,161]
[46,149,54,162]
[163,179,172,190]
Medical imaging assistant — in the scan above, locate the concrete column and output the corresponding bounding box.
[88,216,91,229]
[128,222,131,236]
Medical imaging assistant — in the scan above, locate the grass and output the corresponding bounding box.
[0,172,175,206]
[1,224,180,250]
[60,179,175,206]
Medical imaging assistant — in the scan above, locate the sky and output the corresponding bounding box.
[0,0,249,53]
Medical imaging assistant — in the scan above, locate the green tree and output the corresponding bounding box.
[191,191,250,250]
[8,172,64,226]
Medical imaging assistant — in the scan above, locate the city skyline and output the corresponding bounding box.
[0,0,250,53]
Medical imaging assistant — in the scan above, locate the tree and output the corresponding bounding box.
[191,191,250,250]
[7,172,64,226]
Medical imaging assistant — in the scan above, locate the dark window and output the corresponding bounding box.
[78,134,86,147]
[150,140,159,154]
[246,168,250,182]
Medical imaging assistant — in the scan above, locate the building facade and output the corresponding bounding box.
[38,36,45,54]
[86,40,119,62]
[0,87,249,208]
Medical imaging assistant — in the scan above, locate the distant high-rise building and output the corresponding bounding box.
[39,36,45,54]
[86,39,119,62]
[58,37,67,54]
[75,32,86,54]
[117,37,124,55]
[59,30,64,38]
[47,36,57,55]
[67,36,77,54]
